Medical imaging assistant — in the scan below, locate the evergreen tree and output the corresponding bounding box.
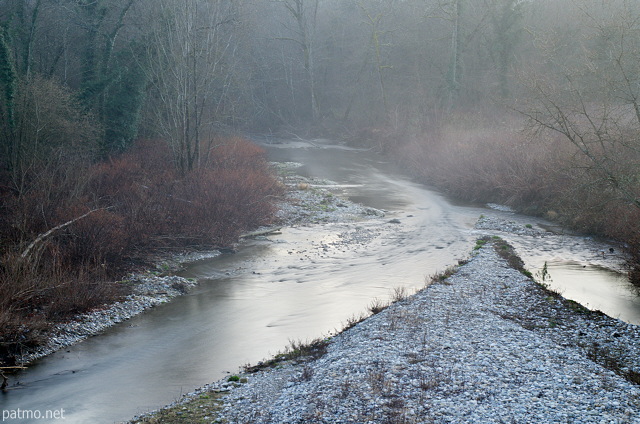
[102,47,147,154]
[0,26,17,171]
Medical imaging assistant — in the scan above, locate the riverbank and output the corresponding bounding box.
[0,137,283,370]
[130,232,640,423]
[4,162,384,369]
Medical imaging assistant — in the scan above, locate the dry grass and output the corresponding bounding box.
[132,391,226,424]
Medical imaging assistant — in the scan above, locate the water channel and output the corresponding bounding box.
[2,138,638,424]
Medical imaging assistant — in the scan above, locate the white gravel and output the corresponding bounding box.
[162,241,640,423]
[17,274,199,364]
[272,161,385,225]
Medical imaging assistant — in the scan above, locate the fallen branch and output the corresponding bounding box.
[284,131,319,147]
[20,208,107,260]
[0,367,24,391]
[240,227,283,238]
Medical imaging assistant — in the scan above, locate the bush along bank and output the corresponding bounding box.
[379,114,640,286]
[0,136,283,367]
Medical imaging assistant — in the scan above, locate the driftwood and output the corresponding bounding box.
[240,227,282,238]
[284,131,319,147]
[0,366,26,390]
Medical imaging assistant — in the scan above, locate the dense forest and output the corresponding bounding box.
[1,0,640,356]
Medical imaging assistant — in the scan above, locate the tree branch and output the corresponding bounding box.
[20,208,108,260]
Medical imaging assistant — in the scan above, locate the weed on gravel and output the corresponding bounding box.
[481,236,640,388]
[132,391,226,424]
[245,337,330,373]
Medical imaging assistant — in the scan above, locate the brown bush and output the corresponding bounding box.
[206,136,272,170]
[171,167,282,245]
[85,137,282,249]
[398,125,570,214]
[0,249,123,361]
[0,135,282,362]
[394,112,640,284]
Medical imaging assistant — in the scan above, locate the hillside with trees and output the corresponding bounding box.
[1,0,640,355]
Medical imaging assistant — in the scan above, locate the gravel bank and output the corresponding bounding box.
[272,161,385,225]
[133,228,640,423]
[16,273,200,364]
[13,164,382,366]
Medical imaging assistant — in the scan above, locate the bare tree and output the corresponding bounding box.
[484,0,525,98]
[520,1,640,209]
[9,76,101,196]
[424,0,493,110]
[354,0,395,119]
[145,0,240,174]
[273,0,320,122]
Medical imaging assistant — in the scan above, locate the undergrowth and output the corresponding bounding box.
[0,137,283,365]
[389,113,640,286]
[244,337,331,373]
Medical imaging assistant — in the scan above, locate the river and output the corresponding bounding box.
[1,138,638,424]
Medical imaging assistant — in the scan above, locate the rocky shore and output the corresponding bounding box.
[15,273,201,364]
[10,158,640,423]
[131,231,640,423]
[12,162,383,366]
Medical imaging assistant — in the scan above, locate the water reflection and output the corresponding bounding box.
[530,260,640,323]
[1,138,638,424]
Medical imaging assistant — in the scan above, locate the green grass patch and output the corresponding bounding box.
[245,337,330,373]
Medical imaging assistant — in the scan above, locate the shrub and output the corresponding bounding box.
[394,111,640,285]
[0,135,283,362]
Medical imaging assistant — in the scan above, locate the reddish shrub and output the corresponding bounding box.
[58,206,128,266]
[1,135,283,361]
[171,167,282,245]
[206,136,271,171]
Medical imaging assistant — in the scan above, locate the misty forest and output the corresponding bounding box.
[1,0,640,357]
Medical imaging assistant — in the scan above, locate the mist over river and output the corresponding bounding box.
[1,138,637,424]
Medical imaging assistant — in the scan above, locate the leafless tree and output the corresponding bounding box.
[273,0,320,122]
[520,0,640,209]
[145,0,240,173]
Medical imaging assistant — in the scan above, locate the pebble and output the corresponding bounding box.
[144,230,640,423]
[17,275,197,364]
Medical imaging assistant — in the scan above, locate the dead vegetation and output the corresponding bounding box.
[0,137,283,365]
[392,112,640,285]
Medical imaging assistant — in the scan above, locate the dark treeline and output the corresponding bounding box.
[0,0,543,156]
[1,0,640,358]
[2,1,640,152]
[2,0,629,155]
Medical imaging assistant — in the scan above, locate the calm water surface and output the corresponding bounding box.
[1,138,637,423]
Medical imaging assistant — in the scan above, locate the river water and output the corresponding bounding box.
[2,138,638,424]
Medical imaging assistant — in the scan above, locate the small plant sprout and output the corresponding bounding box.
[474,239,487,251]
[536,261,552,288]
